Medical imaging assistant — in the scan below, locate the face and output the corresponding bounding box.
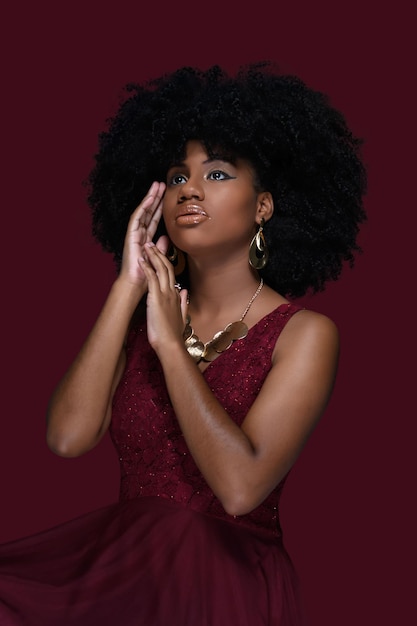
[163,140,270,258]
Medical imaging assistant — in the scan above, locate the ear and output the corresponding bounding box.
[256,191,274,224]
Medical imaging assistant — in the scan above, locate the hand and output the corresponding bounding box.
[138,242,188,356]
[119,182,168,287]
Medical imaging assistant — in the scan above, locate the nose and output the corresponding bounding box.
[178,176,204,202]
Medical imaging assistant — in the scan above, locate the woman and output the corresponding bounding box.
[0,63,366,625]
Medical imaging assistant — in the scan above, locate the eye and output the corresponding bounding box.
[207,170,232,181]
[168,173,188,185]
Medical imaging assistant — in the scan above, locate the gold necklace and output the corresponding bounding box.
[184,279,264,363]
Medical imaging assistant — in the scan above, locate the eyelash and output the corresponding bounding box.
[168,170,233,185]
[208,170,231,181]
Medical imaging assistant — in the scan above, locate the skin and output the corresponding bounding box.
[46,140,339,516]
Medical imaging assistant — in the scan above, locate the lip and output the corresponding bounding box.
[174,204,209,224]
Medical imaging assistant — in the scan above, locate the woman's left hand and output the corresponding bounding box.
[138,243,188,355]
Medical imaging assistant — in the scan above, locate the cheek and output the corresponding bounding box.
[160,208,179,243]
[225,191,258,219]
[161,194,174,220]
[216,185,255,206]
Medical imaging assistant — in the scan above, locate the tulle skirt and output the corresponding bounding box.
[0,496,306,625]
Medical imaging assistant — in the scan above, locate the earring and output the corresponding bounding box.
[167,243,186,276]
[249,218,269,269]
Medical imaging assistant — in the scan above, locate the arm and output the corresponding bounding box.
[140,244,339,516]
[46,182,167,457]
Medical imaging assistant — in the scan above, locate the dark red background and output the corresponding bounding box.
[1,2,414,624]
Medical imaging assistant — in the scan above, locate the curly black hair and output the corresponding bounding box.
[86,62,367,298]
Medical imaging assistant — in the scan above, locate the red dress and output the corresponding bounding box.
[0,303,307,625]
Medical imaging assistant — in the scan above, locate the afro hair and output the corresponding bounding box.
[86,62,367,297]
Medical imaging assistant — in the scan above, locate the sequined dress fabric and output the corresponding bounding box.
[0,303,306,625]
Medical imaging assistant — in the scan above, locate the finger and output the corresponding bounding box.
[145,200,163,239]
[129,194,158,233]
[144,184,166,238]
[155,234,170,255]
[137,254,158,290]
[141,182,165,219]
[179,289,189,324]
[144,242,172,272]
[144,243,175,290]
[129,182,163,232]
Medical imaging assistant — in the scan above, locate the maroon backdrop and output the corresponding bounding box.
[1,1,414,625]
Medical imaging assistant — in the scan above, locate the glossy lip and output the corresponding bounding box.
[175,204,208,220]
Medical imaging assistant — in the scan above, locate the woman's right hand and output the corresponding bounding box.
[119,181,168,287]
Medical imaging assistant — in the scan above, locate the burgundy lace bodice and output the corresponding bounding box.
[110,303,303,538]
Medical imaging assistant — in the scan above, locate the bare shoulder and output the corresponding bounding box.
[273,307,339,364]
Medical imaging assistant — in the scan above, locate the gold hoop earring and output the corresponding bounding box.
[249,218,269,270]
[167,243,186,276]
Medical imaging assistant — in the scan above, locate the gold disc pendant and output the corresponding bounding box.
[183,320,249,363]
[224,321,248,340]
[183,278,262,364]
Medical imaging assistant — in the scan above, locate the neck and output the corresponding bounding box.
[186,259,261,315]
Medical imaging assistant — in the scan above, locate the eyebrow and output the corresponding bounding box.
[168,154,235,169]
